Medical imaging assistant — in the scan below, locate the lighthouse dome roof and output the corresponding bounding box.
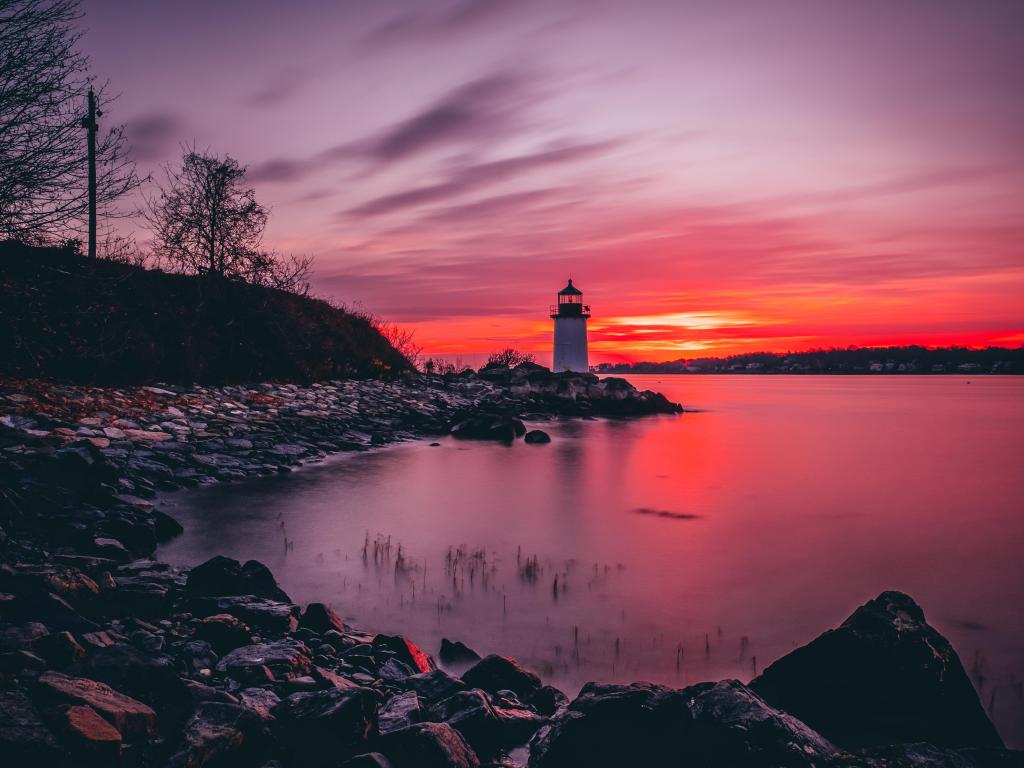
[558,278,582,295]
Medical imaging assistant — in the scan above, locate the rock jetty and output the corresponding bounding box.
[1,370,1017,767]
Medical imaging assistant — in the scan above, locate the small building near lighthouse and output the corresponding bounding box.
[550,278,590,372]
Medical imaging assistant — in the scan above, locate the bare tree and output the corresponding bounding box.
[146,148,312,291]
[486,348,536,368]
[0,0,140,241]
[374,319,422,368]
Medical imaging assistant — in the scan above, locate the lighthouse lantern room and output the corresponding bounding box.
[550,278,590,372]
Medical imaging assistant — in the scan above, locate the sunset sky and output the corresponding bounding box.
[81,0,1024,364]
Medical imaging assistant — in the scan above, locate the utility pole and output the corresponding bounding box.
[81,87,100,258]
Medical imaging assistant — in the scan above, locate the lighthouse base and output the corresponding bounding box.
[553,317,589,372]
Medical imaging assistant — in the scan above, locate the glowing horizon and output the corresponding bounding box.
[80,0,1024,364]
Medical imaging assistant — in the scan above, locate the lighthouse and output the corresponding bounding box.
[550,278,590,372]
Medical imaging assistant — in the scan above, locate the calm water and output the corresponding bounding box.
[159,375,1024,746]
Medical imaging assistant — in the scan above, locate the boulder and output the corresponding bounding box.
[449,415,526,442]
[271,686,380,767]
[299,602,346,634]
[378,691,422,735]
[527,681,685,767]
[191,595,299,633]
[216,639,312,682]
[35,671,157,740]
[59,704,122,763]
[237,687,281,723]
[461,655,541,701]
[377,722,480,768]
[32,630,86,667]
[439,639,481,666]
[186,556,291,602]
[373,634,436,674]
[530,685,569,717]
[430,689,502,757]
[380,657,415,681]
[68,642,192,721]
[682,679,841,767]
[751,591,1004,749]
[403,669,467,705]
[523,430,551,444]
[167,702,264,768]
[194,613,253,655]
[0,689,67,765]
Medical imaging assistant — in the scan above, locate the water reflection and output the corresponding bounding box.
[159,376,1024,746]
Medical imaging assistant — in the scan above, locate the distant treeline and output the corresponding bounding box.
[594,346,1024,375]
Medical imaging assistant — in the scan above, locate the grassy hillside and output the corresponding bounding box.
[0,241,410,384]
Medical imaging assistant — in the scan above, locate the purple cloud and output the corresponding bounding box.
[246,68,308,107]
[248,69,537,184]
[369,71,530,161]
[346,140,618,216]
[125,112,184,163]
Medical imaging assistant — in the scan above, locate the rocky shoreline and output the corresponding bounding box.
[0,370,1018,767]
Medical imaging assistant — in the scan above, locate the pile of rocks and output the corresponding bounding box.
[0,372,1016,766]
[0,544,1013,768]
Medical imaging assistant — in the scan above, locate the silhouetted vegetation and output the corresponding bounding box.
[0,0,140,241]
[485,348,536,368]
[0,241,410,384]
[146,148,313,293]
[594,346,1024,375]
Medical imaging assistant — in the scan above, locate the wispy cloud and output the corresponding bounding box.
[245,68,309,107]
[248,69,539,184]
[344,139,619,216]
[125,112,185,163]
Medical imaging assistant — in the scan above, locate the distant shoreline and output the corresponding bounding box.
[607,371,1022,376]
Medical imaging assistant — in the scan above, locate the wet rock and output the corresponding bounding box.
[59,704,122,763]
[68,642,192,721]
[1,621,50,650]
[91,537,132,563]
[299,602,346,634]
[238,687,281,723]
[380,657,415,681]
[35,671,158,739]
[529,685,568,717]
[186,556,291,602]
[403,669,467,705]
[527,682,684,767]
[751,590,1004,749]
[439,638,480,666]
[271,686,380,767]
[191,595,299,633]
[183,639,219,674]
[32,630,86,667]
[194,613,253,655]
[0,689,67,765]
[449,415,526,442]
[377,722,480,768]
[430,689,502,757]
[216,639,312,681]
[378,690,422,735]
[153,508,184,541]
[683,679,840,767]
[373,634,435,674]
[461,655,541,702]
[167,702,264,768]
[523,430,551,444]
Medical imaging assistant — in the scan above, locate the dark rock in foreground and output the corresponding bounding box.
[439,638,481,666]
[751,591,1004,750]
[186,555,291,603]
[524,429,551,444]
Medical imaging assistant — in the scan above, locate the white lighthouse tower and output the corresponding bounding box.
[551,278,590,372]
